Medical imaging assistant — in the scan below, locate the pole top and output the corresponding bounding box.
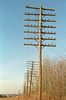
[40,6,42,8]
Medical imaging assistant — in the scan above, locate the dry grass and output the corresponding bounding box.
[0,95,37,100]
[42,58,66,100]
[0,94,66,100]
[0,96,24,100]
[0,96,36,100]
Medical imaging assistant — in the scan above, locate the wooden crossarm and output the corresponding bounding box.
[42,8,55,11]
[24,43,56,47]
[24,19,56,22]
[42,19,56,22]
[24,37,56,40]
[42,25,56,28]
[24,13,56,16]
[25,5,39,9]
[25,5,55,11]
[24,31,39,33]
[24,25,39,27]
[42,13,56,16]
[24,12,39,15]
[24,19,39,21]
[42,32,56,34]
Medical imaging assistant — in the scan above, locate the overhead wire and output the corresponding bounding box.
[24,0,34,61]
[24,0,34,6]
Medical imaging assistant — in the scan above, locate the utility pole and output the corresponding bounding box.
[18,89,20,100]
[39,6,42,100]
[26,61,38,95]
[24,71,29,96]
[24,5,56,100]
[24,81,26,96]
[29,61,33,93]
[27,70,29,95]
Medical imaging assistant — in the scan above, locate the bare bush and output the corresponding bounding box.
[42,57,66,100]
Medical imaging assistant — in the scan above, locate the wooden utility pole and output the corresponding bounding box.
[24,5,56,100]
[39,6,42,100]
[30,61,33,93]
[24,71,30,95]
[26,61,38,95]
[23,81,26,95]
[18,89,20,100]
[27,70,29,95]
[24,61,39,97]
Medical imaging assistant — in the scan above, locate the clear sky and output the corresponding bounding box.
[0,0,66,94]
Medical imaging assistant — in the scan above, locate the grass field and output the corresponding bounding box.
[0,94,66,100]
[0,96,25,100]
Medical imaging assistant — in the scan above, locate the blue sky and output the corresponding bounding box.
[0,0,66,94]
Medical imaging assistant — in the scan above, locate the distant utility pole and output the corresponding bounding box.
[27,70,29,95]
[24,5,56,100]
[23,81,26,95]
[18,89,20,100]
[24,71,29,96]
[26,61,38,95]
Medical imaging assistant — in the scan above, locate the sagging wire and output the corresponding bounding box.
[35,33,39,37]
[24,0,35,7]
[35,46,39,49]
[35,20,39,25]
[35,27,39,31]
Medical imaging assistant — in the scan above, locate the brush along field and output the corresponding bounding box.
[0,95,38,100]
[0,94,66,100]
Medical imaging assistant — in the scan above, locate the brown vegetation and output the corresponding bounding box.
[0,58,66,100]
[42,57,66,100]
[22,57,66,100]
[23,57,66,100]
